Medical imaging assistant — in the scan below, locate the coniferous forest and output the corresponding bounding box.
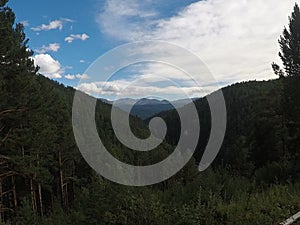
[1,0,300,224]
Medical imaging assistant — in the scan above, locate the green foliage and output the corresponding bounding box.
[272,3,300,77]
[0,1,300,225]
[279,3,300,77]
[273,3,300,183]
[14,198,38,225]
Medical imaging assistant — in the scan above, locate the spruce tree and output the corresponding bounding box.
[273,3,300,181]
[0,0,38,143]
[273,3,300,77]
[0,0,40,220]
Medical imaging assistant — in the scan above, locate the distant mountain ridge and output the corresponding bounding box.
[99,97,199,120]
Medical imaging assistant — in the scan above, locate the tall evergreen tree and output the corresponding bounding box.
[0,0,38,143]
[0,0,40,220]
[273,3,300,77]
[272,3,300,182]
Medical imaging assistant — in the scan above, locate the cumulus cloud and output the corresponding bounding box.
[64,73,90,80]
[65,74,76,80]
[76,61,216,100]
[77,79,209,100]
[149,0,298,83]
[32,54,63,79]
[32,20,63,31]
[35,43,60,54]
[97,0,298,91]
[65,34,89,43]
[31,18,73,31]
[76,73,90,79]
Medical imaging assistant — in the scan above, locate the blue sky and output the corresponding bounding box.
[8,0,299,100]
[9,0,117,86]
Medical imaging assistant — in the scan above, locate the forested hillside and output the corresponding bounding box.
[1,0,300,224]
[155,79,292,181]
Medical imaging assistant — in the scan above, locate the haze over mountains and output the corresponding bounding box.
[99,97,199,120]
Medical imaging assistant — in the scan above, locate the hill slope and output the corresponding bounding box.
[151,79,292,179]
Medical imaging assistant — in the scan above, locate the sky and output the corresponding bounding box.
[8,0,299,100]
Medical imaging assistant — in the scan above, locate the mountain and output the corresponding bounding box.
[124,98,174,120]
[100,97,199,120]
[98,98,113,104]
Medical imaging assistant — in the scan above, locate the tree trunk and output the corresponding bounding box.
[58,148,66,209]
[64,183,68,209]
[11,176,17,209]
[30,178,36,211]
[72,169,75,202]
[37,153,43,216]
[38,183,43,216]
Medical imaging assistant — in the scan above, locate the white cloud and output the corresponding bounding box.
[80,60,85,63]
[76,61,216,100]
[31,18,73,31]
[97,0,299,89]
[20,20,29,27]
[76,74,90,79]
[65,34,89,43]
[60,18,74,23]
[148,0,298,83]
[97,0,158,41]
[64,73,90,80]
[32,54,63,79]
[65,74,76,80]
[35,43,60,54]
[32,20,63,31]
[77,79,210,100]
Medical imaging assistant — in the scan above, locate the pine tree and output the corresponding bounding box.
[0,0,39,220]
[272,3,300,77]
[0,0,38,145]
[272,3,300,182]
